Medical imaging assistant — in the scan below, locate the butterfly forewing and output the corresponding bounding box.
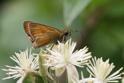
[24,21,65,48]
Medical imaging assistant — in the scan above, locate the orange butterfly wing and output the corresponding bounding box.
[24,21,63,48]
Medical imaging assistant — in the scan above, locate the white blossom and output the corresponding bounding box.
[2,49,39,83]
[79,78,101,83]
[86,57,123,83]
[43,39,92,82]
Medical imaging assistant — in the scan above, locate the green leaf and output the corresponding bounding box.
[63,0,91,27]
[23,72,43,83]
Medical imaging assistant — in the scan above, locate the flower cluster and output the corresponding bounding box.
[2,49,39,83]
[80,57,123,83]
[2,39,123,83]
[43,39,92,82]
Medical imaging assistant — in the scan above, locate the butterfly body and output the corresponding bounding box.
[24,21,68,48]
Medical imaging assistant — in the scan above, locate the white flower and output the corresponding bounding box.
[122,78,124,83]
[86,57,123,83]
[2,49,39,83]
[79,78,101,83]
[43,39,92,82]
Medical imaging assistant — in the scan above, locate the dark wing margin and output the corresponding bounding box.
[23,21,35,42]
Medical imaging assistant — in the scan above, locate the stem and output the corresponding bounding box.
[39,53,48,83]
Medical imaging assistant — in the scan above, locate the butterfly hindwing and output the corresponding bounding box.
[33,32,60,48]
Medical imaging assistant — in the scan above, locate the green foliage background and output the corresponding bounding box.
[0,0,124,83]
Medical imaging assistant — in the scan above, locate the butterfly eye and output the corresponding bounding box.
[65,31,71,37]
[64,32,69,36]
[62,30,69,36]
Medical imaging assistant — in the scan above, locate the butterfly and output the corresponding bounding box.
[23,21,69,48]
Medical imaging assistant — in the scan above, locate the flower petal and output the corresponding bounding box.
[66,64,79,83]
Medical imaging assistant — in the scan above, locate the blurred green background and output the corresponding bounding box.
[0,0,124,83]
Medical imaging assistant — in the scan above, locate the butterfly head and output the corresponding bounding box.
[59,29,71,42]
